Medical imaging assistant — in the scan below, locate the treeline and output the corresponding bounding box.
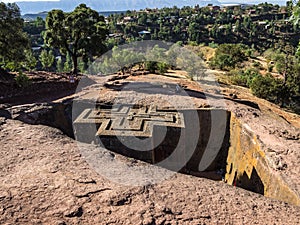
[106,1,299,49]
[0,2,299,111]
[88,43,205,79]
[208,43,299,110]
[2,2,299,74]
[0,3,108,76]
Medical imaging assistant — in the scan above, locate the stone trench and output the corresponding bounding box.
[6,101,300,206]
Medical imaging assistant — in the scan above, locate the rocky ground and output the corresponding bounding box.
[0,71,80,105]
[1,119,300,224]
[0,71,299,224]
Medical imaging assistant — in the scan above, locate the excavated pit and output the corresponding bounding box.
[9,102,300,206]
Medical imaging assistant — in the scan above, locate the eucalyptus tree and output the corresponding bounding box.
[39,49,55,71]
[0,2,29,70]
[291,1,300,50]
[44,4,108,74]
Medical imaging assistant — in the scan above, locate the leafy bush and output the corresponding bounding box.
[144,61,169,74]
[64,52,73,72]
[250,74,283,103]
[274,54,285,74]
[187,41,198,46]
[245,49,253,58]
[229,69,259,87]
[210,44,248,70]
[296,42,300,59]
[56,57,64,72]
[157,62,168,74]
[145,61,157,73]
[208,42,218,49]
[39,49,55,71]
[253,61,262,68]
[230,73,248,87]
[267,64,274,72]
[15,71,31,88]
[263,48,275,60]
[263,48,286,74]
[24,50,37,71]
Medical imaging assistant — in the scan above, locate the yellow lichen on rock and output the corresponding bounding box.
[225,114,300,205]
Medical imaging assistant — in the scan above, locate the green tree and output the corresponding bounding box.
[188,22,198,42]
[210,44,247,70]
[0,2,29,71]
[229,69,259,87]
[92,46,145,75]
[39,49,55,71]
[24,50,37,71]
[144,61,157,73]
[56,57,64,72]
[111,46,144,74]
[242,16,251,30]
[43,4,108,74]
[138,13,147,25]
[296,42,300,58]
[291,1,300,26]
[235,19,242,34]
[157,62,168,74]
[15,71,31,88]
[176,47,206,79]
[35,16,45,27]
[291,1,300,57]
[144,45,171,74]
[64,52,73,72]
[250,74,279,102]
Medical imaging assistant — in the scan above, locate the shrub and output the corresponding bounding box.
[210,44,248,70]
[250,73,283,104]
[15,71,31,88]
[230,74,248,87]
[263,48,275,60]
[210,53,232,70]
[145,61,157,73]
[188,41,198,46]
[39,49,55,71]
[245,49,253,58]
[267,64,274,72]
[229,69,259,87]
[56,57,64,72]
[263,49,286,74]
[253,61,261,68]
[157,62,168,74]
[208,41,218,49]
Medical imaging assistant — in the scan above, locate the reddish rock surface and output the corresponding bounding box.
[0,71,299,224]
[0,119,300,224]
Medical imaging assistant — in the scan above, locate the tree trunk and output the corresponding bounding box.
[72,54,78,75]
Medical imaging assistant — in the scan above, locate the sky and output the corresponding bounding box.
[1,0,288,3]
[1,0,288,14]
[2,0,60,2]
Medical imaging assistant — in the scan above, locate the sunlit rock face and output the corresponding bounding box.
[73,104,300,205]
[225,114,300,206]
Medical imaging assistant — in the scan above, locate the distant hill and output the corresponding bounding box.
[219,0,287,5]
[17,0,221,14]
[22,10,127,21]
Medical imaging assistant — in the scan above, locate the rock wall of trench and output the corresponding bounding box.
[7,102,300,206]
[225,114,300,206]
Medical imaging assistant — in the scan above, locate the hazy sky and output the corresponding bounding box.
[0,0,288,6]
[2,0,60,2]
[1,0,287,2]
